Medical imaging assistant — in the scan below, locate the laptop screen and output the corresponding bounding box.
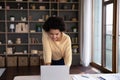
[40,65,70,80]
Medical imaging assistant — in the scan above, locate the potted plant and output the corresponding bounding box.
[36,24,42,32]
[71,26,77,32]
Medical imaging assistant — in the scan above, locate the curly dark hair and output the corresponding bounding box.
[42,16,65,32]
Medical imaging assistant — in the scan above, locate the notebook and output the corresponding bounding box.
[40,65,70,80]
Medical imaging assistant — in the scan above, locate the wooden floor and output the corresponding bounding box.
[0,65,101,80]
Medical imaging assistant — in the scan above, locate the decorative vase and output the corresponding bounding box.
[10,16,15,21]
[10,24,15,32]
[0,6,2,9]
[36,24,41,32]
[16,38,21,44]
[73,48,77,53]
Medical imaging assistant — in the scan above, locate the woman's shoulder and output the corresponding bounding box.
[62,33,71,44]
[62,32,71,40]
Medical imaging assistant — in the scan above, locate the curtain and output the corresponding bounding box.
[80,0,92,67]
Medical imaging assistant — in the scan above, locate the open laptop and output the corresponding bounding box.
[40,65,70,80]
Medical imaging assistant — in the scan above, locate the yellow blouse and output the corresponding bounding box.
[42,29,72,66]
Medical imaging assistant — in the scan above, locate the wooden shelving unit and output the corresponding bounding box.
[0,0,80,67]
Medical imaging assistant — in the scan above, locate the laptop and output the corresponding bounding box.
[40,65,70,80]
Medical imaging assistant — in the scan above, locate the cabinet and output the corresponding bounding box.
[0,0,80,67]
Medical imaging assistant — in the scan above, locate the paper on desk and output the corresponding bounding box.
[99,73,120,80]
[72,73,120,80]
[72,74,98,80]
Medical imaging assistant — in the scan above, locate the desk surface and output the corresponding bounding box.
[14,74,120,80]
[14,75,40,80]
[0,66,100,80]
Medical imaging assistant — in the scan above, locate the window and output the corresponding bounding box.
[92,0,102,65]
[92,0,116,72]
[104,3,113,70]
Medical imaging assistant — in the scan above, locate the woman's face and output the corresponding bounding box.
[48,29,62,41]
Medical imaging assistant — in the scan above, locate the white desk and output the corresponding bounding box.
[14,74,120,80]
[13,75,40,80]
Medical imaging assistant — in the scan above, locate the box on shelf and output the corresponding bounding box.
[6,56,17,67]
[0,57,5,67]
[18,56,28,66]
[39,6,46,10]
[6,47,13,54]
[30,56,40,66]
[16,0,23,1]
[59,0,68,2]
[15,23,28,33]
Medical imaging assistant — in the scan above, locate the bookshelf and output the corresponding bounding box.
[0,0,80,67]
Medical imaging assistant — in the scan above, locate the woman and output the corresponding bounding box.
[42,16,72,67]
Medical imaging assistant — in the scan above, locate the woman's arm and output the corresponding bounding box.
[64,37,72,67]
[42,29,52,65]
